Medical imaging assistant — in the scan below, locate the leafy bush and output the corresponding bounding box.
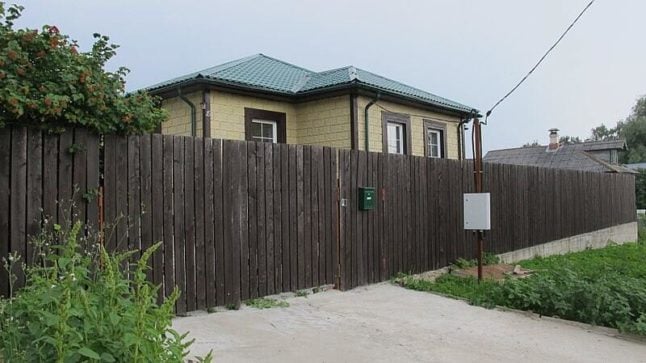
[0,220,207,362]
[0,2,166,134]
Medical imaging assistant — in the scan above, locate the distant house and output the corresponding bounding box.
[625,163,646,171]
[485,129,636,174]
[145,54,477,159]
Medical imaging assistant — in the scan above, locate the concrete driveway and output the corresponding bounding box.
[173,283,646,363]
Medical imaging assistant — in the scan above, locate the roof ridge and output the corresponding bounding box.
[195,53,262,76]
[315,65,353,75]
[254,53,315,74]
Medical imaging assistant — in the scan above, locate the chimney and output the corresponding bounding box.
[548,128,559,150]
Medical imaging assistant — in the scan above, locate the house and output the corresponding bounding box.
[484,129,636,173]
[146,54,477,159]
[625,163,646,171]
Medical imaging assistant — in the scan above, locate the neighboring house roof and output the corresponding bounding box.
[145,54,476,115]
[626,162,646,170]
[484,140,636,174]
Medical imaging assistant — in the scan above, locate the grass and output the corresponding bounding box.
[295,290,309,298]
[397,239,646,335]
[244,297,289,309]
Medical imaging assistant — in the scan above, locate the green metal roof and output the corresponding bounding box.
[146,54,477,114]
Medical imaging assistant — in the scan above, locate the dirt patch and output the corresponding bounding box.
[453,264,532,281]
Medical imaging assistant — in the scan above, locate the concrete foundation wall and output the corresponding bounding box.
[497,222,638,263]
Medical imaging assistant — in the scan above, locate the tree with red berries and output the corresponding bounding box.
[0,2,166,134]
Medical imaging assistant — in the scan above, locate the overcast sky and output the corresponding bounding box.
[14,0,646,153]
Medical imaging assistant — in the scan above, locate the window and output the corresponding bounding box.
[382,112,411,155]
[387,122,404,154]
[424,120,446,159]
[244,108,286,143]
[250,119,277,143]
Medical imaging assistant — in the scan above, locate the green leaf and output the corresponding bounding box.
[78,347,101,360]
[100,353,115,362]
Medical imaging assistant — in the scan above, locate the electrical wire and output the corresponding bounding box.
[485,0,596,120]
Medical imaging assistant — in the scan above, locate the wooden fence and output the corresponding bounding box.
[0,128,637,313]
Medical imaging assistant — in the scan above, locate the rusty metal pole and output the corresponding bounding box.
[472,117,484,282]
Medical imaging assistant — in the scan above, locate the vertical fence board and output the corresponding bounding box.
[150,134,164,302]
[272,143,283,292]
[10,128,27,287]
[265,143,275,294]
[139,135,153,280]
[26,129,43,265]
[213,139,226,306]
[203,138,216,308]
[246,143,257,299]
[257,143,267,296]
[0,129,10,296]
[194,138,206,310]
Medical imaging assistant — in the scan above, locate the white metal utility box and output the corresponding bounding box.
[463,193,491,230]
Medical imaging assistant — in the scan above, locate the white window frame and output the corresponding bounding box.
[387,122,405,155]
[250,119,278,143]
[427,128,443,158]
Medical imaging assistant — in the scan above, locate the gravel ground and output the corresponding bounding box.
[173,283,646,363]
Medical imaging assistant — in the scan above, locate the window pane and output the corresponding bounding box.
[250,122,262,138]
[262,123,274,139]
[387,123,404,154]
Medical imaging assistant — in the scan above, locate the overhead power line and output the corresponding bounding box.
[485,0,596,121]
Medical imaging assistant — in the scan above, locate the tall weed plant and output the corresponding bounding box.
[0,217,207,362]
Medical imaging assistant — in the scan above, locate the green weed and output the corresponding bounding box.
[245,298,289,309]
[0,218,211,362]
[398,241,646,336]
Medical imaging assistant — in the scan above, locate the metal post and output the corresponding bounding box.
[472,117,484,281]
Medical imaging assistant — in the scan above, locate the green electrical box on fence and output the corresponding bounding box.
[358,187,376,211]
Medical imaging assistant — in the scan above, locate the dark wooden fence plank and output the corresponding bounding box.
[85,133,100,230]
[72,129,88,227]
[114,136,128,251]
[265,143,275,294]
[173,136,187,314]
[26,129,43,265]
[203,138,216,308]
[212,139,226,306]
[0,129,10,297]
[303,146,312,289]
[281,144,291,292]
[194,137,206,310]
[127,135,141,255]
[257,143,267,296]
[272,143,283,291]
[150,134,164,302]
[103,135,117,250]
[139,135,153,280]
[184,137,196,312]
[10,128,27,286]
[246,143,257,299]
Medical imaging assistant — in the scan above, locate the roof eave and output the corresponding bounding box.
[148,78,479,117]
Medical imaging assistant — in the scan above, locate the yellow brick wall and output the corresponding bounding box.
[210,90,297,142]
[161,92,203,136]
[160,91,462,159]
[356,96,462,159]
[293,96,351,148]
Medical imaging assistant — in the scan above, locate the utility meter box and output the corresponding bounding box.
[463,193,491,230]
[358,187,376,211]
